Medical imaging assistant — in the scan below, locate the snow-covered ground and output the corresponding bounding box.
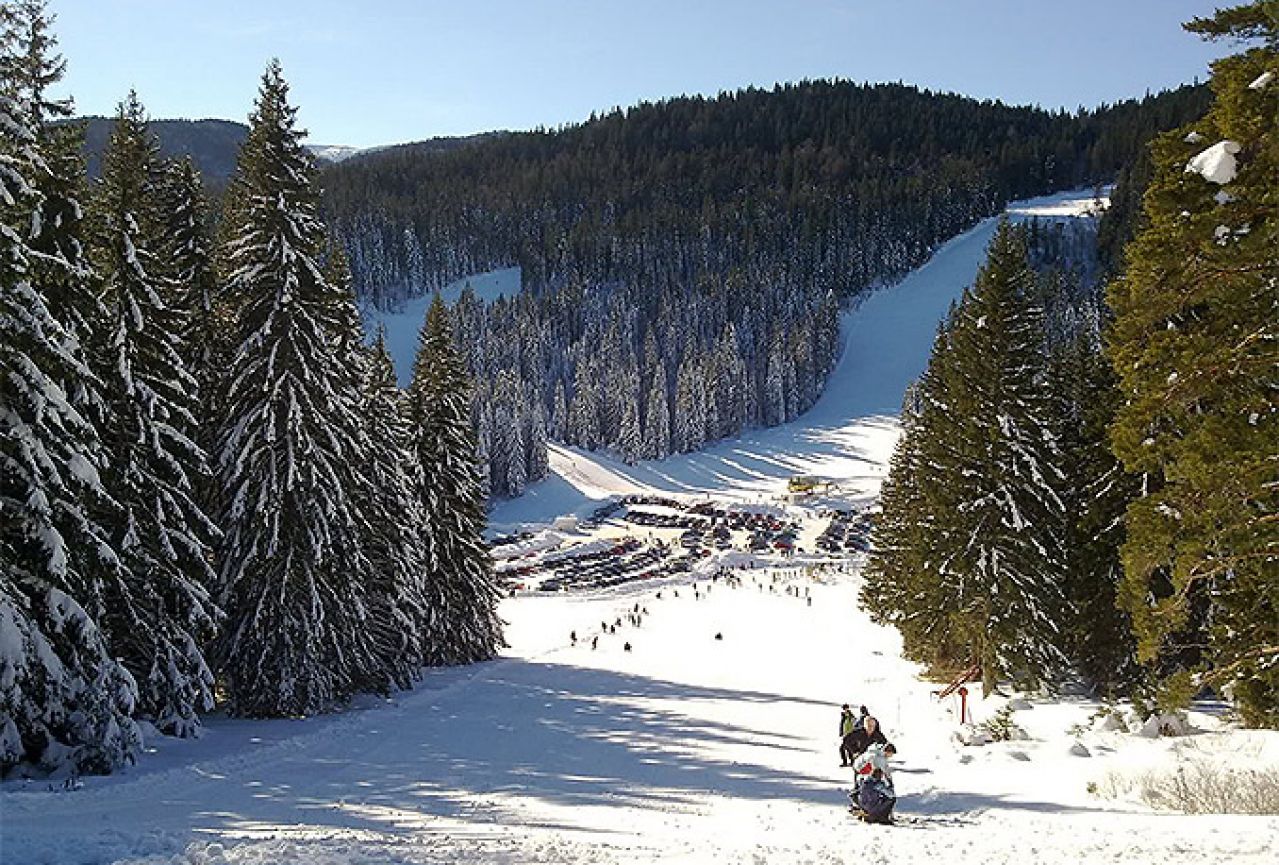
[5,192,1275,864]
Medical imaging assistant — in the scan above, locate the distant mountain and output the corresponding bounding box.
[77,117,249,186]
[309,144,366,163]
[73,116,493,189]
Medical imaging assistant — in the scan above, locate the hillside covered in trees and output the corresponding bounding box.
[322,81,1210,495]
[864,1,1277,725]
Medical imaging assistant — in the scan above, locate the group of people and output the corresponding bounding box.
[838,704,898,824]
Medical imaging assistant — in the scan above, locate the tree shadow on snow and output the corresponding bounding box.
[179,660,844,842]
[903,789,1130,817]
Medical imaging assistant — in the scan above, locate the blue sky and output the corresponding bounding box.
[56,1,1229,148]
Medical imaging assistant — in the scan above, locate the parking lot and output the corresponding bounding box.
[491,494,873,594]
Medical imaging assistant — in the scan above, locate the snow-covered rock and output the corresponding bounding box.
[1097,712,1129,733]
[1138,713,1191,738]
[1185,140,1241,184]
[1184,130,1205,144]
[954,725,991,746]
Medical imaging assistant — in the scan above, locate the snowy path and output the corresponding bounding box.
[5,192,1276,864]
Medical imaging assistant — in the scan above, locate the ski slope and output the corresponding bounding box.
[363,267,522,386]
[5,192,1275,865]
[491,190,1101,530]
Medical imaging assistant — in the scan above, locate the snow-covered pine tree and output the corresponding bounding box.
[214,61,380,717]
[674,356,706,453]
[941,222,1068,693]
[1,0,105,418]
[356,333,430,689]
[525,397,550,483]
[490,371,526,497]
[550,379,567,441]
[406,294,505,666]
[867,225,1070,693]
[0,83,141,776]
[615,363,642,465]
[1046,326,1139,695]
[642,373,671,459]
[156,157,221,454]
[1106,2,1279,725]
[570,364,601,450]
[86,92,221,736]
[763,339,787,427]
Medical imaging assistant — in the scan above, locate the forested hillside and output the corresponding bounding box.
[78,116,248,185]
[323,81,1209,495]
[864,0,1277,724]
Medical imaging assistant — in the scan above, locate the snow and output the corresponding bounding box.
[1248,71,1274,90]
[362,268,522,386]
[307,144,366,163]
[5,192,1275,864]
[1185,140,1241,184]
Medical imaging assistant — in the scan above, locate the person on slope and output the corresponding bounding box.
[838,704,857,766]
[856,767,897,825]
[852,741,896,788]
[846,714,888,758]
[852,705,871,732]
[850,742,898,821]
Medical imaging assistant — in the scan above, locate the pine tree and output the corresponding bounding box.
[406,295,505,666]
[550,379,568,441]
[866,225,1069,693]
[1106,2,1279,725]
[491,371,526,497]
[525,397,550,482]
[157,157,221,453]
[214,61,379,717]
[1048,327,1140,694]
[1,83,140,776]
[948,223,1068,692]
[1,1,103,400]
[86,92,221,735]
[642,374,671,459]
[357,334,430,688]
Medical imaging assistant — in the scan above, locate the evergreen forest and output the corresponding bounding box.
[322,78,1210,495]
[0,1,502,777]
[863,2,1277,726]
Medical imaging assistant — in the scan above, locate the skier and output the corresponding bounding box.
[852,705,871,732]
[571,630,577,645]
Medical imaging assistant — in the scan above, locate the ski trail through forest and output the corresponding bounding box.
[10,190,1270,865]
